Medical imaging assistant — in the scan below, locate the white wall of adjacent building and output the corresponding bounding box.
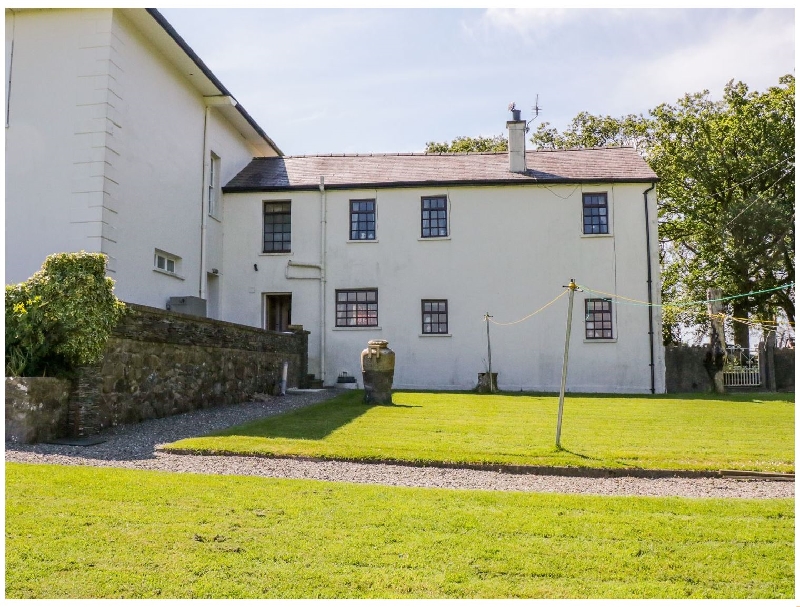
[5,8,267,312]
[222,181,666,393]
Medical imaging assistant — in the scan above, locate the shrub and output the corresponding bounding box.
[5,252,125,377]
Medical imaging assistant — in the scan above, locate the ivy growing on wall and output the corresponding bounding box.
[6,252,126,377]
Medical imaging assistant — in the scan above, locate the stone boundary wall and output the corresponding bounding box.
[774,348,794,392]
[665,344,794,394]
[6,377,72,443]
[69,303,309,437]
[665,345,713,393]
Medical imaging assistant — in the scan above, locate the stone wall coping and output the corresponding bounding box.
[122,302,310,336]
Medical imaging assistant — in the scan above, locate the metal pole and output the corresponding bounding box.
[485,313,494,393]
[280,361,288,396]
[556,279,578,448]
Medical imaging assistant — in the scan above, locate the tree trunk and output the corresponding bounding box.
[707,288,726,393]
[732,300,750,351]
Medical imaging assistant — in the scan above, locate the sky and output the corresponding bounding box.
[158,8,795,156]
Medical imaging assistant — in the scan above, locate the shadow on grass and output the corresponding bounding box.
[397,390,794,404]
[217,391,417,441]
[556,446,603,462]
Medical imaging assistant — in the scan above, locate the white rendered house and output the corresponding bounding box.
[5,9,665,393]
[222,119,666,393]
[5,8,280,316]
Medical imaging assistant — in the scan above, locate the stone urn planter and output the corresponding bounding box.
[361,339,395,404]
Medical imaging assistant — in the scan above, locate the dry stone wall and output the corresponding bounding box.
[5,377,72,443]
[774,348,794,392]
[664,345,713,393]
[8,305,310,442]
[68,303,310,438]
[665,343,794,394]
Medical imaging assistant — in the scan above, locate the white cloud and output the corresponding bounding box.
[610,9,794,112]
[481,7,646,42]
[484,8,576,39]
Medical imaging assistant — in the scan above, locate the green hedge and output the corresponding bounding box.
[6,252,125,377]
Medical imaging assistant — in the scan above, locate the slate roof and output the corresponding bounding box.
[223,147,657,192]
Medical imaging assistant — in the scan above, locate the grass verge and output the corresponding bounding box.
[5,463,794,599]
[162,391,794,473]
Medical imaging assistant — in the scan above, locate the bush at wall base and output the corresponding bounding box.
[5,251,125,378]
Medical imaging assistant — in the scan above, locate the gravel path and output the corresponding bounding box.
[5,390,793,500]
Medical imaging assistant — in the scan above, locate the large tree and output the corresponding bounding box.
[528,76,795,348]
[425,135,508,154]
[531,111,648,151]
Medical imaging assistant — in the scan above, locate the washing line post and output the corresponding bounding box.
[556,279,579,448]
[484,312,494,393]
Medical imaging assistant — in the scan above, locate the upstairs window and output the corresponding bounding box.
[421,196,448,238]
[422,299,449,334]
[208,153,221,218]
[350,199,376,240]
[585,298,613,339]
[336,289,378,327]
[582,193,608,234]
[263,201,291,253]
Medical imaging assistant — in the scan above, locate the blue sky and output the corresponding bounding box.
[158,8,795,156]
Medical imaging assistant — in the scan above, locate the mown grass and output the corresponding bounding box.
[163,391,794,473]
[5,463,794,599]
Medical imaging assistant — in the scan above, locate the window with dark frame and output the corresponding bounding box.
[350,199,376,240]
[585,298,613,339]
[336,289,378,327]
[263,201,291,253]
[421,196,448,238]
[422,299,448,334]
[582,193,609,234]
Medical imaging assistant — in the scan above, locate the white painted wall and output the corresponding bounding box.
[202,108,265,310]
[222,182,666,393]
[5,8,267,313]
[5,8,115,284]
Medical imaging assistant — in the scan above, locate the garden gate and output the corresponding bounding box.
[723,347,761,387]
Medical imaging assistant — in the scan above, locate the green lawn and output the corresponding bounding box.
[163,391,795,473]
[5,463,794,599]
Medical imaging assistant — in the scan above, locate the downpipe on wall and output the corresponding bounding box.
[319,176,327,385]
[643,182,656,394]
[199,106,211,300]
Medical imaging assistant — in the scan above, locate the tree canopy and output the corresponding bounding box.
[529,76,795,347]
[650,76,794,347]
[531,112,648,151]
[425,135,508,154]
[421,77,794,347]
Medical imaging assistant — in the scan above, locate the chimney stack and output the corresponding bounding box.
[506,103,526,174]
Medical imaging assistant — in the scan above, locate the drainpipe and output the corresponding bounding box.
[643,183,656,394]
[319,176,327,385]
[6,9,15,128]
[199,106,211,300]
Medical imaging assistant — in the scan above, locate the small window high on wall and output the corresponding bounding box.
[208,153,221,218]
[154,250,181,277]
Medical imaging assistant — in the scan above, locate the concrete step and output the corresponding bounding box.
[306,374,324,389]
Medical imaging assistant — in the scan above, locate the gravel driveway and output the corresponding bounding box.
[5,389,793,500]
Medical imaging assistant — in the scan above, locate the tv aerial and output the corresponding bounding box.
[526,94,542,132]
